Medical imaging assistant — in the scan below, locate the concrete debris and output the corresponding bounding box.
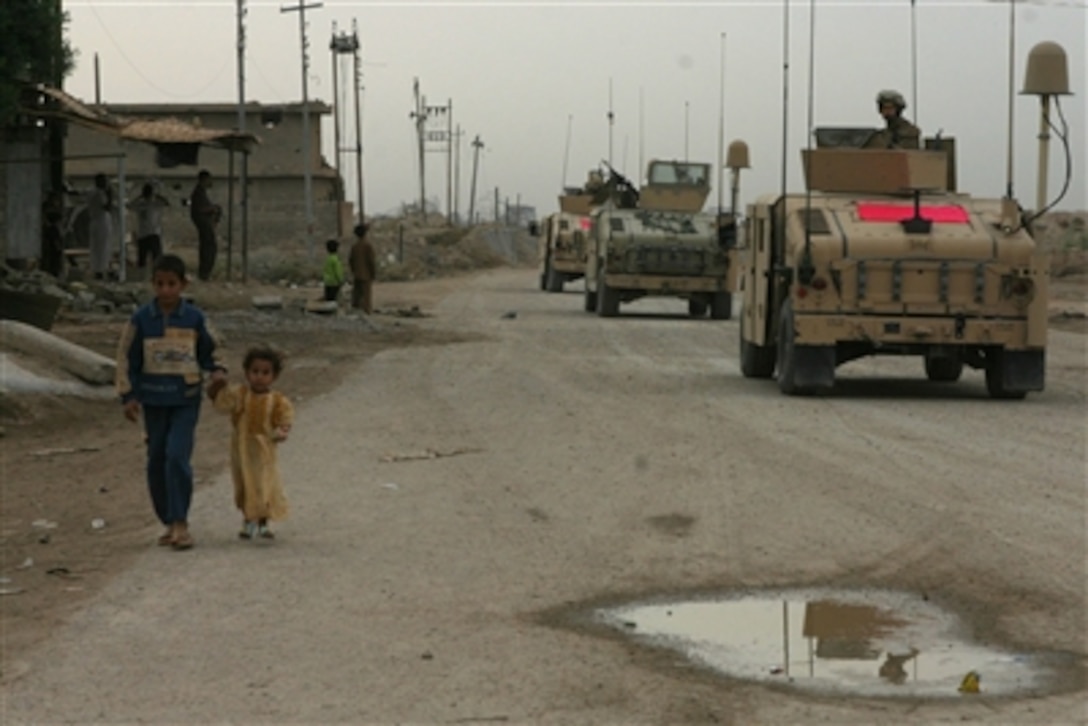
[379,447,484,463]
[252,295,285,310]
[1,319,116,385]
[304,300,339,316]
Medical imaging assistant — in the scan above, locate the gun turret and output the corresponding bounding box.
[592,160,640,209]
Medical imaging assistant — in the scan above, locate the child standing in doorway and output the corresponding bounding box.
[207,346,295,540]
[116,254,227,550]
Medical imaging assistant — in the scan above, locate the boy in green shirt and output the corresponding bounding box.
[323,239,345,302]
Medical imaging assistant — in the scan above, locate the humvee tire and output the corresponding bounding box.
[740,325,776,379]
[710,292,733,320]
[924,354,964,382]
[776,301,835,395]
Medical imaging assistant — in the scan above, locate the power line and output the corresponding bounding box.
[84,0,232,98]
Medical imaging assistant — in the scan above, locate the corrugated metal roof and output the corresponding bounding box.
[26,85,260,153]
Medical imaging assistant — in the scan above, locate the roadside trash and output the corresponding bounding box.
[91,518,106,529]
[0,587,24,596]
[421,651,434,660]
[501,311,517,319]
[381,482,399,490]
[958,670,981,694]
[16,557,33,569]
[31,446,100,457]
[31,519,57,529]
[769,666,785,675]
[0,577,10,584]
[46,567,71,576]
[98,486,109,494]
[38,534,50,544]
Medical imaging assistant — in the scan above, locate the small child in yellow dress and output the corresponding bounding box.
[207,346,295,540]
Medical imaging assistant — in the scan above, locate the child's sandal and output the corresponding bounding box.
[171,532,194,550]
[157,531,175,546]
[258,524,274,539]
[238,522,256,540]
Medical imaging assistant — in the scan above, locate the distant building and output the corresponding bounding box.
[64,101,352,251]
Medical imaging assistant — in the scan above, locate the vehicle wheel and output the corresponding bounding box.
[546,265,564,293]
[597,268,620,317]
[710,292,733,320]
[925,354,963,382]
[985,349,1029,400]
[540,258,549,291]
[688,298,708,317]
[776,300,834,395]
[740,323,776,379]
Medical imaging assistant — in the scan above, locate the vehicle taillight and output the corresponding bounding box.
[811,276,828,291]
[796,286,809,299]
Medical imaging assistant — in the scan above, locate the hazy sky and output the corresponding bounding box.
[65,0,1086,218]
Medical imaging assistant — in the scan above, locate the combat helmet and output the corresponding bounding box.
[876,89,907,110]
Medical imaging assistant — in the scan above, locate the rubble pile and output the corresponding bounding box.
[1,265,145,317]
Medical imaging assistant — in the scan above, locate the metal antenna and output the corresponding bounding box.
[561,113,573,190]
[281,0,322,257]
[910,0,918,123]
[717,32,726,217]
[799,0,817,284]
[1004,0,1016,199]
[779,0,790,247]
[607,78,614,169]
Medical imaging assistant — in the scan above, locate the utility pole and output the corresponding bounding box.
[330,22,343,237]
[281,0,322,257]
[331,21,360,235]
[236,0,249,282]
[410,78,427,218]
[446,98,453,223]
[468,134,483,225]
[352,18,364,222]
[453,124,462,225]
[494,187,500,224]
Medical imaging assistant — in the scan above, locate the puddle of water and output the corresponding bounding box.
[597,589,1050,697]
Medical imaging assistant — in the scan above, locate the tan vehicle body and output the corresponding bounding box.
[739,147,1049,398]
[538,203,591,292]
[583,160,737,318]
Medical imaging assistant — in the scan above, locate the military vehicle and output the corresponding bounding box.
[534,171,600,292]
[582,160,736,319]
[737,138,1049,398]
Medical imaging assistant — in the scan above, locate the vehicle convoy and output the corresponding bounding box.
[737,137,1050,398]
[535,172,600,292]
[583,160,737,319]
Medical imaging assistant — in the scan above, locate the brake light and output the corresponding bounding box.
[796,286,808,299]
[579,217,592,230]
[811,276,828,291]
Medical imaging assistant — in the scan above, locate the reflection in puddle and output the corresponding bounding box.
[598,589,1047,697]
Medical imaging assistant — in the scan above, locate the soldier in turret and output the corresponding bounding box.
[866,89,921,150]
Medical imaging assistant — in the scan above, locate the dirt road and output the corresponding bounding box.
[3,269,1085,724]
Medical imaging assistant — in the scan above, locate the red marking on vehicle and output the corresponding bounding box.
[857,203,970,224]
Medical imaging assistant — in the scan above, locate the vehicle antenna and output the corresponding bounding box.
[561,113,573,191]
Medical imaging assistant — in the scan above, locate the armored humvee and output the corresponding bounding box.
[583,160,736,318]
[737,138,1049,398]
[534,172,600,292]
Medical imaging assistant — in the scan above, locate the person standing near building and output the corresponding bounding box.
[86,173,114,280]
[189,170,221,281]
[129,183,169,272]
[348,222,377,313]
